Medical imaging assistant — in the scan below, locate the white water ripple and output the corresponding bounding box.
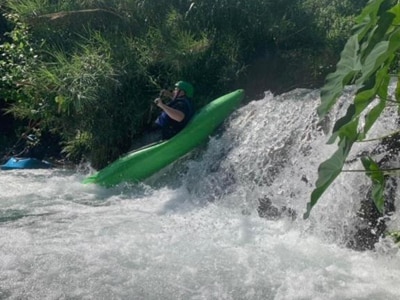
[1,88,400,299]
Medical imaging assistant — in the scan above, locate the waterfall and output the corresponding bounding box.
[1,87,399,299]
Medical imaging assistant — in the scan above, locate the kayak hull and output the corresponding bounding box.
[1,157,52,170]
[83,89,244,187]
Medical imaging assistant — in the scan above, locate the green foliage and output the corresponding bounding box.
[361,156,385,213]
[301,0,368,51]
[61,130,92,162]
[304,135,355,219]
[41,39,116,116]
[5,0,49,16]
[0,13,40,102]
[318,35,362,119]
[306,0,400,219]
[387,231,400,245]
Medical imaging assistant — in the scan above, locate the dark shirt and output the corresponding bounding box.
[155,96,194,139]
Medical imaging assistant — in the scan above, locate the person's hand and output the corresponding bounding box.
[160,89,172,99]
[154,97,163,106]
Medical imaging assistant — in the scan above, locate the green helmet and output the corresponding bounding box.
[175,81,194,98]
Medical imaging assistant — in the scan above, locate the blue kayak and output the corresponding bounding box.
[1,157,52,170]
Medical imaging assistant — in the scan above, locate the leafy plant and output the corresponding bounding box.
[305,0,400,219]
[0,12,40,103]
[361,156,385,212]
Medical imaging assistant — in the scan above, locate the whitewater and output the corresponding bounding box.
[1,88,400,299]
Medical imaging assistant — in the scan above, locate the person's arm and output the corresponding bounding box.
[154,98,185,122]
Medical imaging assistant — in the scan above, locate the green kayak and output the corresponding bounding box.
[83,89,244,187]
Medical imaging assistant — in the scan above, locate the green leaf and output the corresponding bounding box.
[362,66,390,138]
[318,35,362,119]
[356,41,389,86]
[55,95,66,113]
[304,134,356,219]
[358,28,400,87]
[396,74,400,105]
[388,4,400,26]
[360,10,395,59]
[387,27,400,56]
[355,0,386,28]
[361,156,385,213]
[328,91,371,145]
[328,51,392,142]
[387,231,400,244]
[327,105,356,144]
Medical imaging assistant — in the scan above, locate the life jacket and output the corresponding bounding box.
[155,97,194,139]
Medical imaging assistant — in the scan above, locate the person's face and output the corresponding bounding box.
[173,87,184,97]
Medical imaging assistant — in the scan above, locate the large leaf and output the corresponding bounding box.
[304,132,356,219]
[356,27,400,88]
[358,27,400,87]
[396,75,400,106]
[326,3,398,142]
[389,4,400,26]
[360,10,395,59]
[356,41,389,86]
[327,78,378,145]
[355,28,400,136]
[361,156,385,213]
[318,35,362,119]
[327,104,356,144]
[361,65,390,138]
[354,0,386,30]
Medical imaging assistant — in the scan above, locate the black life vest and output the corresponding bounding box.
[155,97,194,139]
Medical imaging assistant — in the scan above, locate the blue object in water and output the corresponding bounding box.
[1,157,52,170]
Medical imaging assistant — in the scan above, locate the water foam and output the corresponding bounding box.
[1,88,400,299]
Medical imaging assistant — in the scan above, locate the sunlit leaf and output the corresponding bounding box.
[362,66,390,137]
[327,104,356,144]
[356,41,388,86]
[354,0,386,29]
[304,134,356,219]
[361,156,385,213]
[388,4,400,26]
[387,27,400,55]
[387,231,400,244]
[328,76,378,144]
[357,27,400,87]
[318,35,362,119]
[360,10,395,59]
[396,75,400,106]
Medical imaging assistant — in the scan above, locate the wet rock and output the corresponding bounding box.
[257,196,297,221]
[346,203,388,251]
[346,133,399,251]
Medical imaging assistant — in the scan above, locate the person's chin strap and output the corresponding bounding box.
[172,89,180,101]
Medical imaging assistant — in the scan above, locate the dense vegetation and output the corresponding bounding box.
[306,0,400,219]
[0,0,368,168]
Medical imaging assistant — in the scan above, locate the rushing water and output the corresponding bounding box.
[1,88,400,299]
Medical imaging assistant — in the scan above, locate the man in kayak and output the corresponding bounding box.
[153,80,195,139]
[130,81,195,150]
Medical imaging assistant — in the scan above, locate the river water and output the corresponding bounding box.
[1,88,400,299]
